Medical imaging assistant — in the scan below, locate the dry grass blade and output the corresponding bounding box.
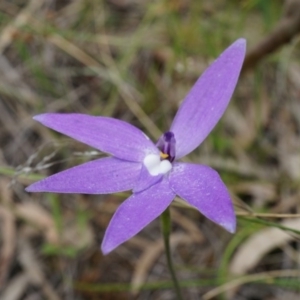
[203,269,300,300]
[171,208,204,243]
[0,53,40,106]
[131,233,195,293]
[47,34,162,139]
[242,0,300,72]
[200,155,279,180]
[131,210,203,293]
[236,212,300,218]
[0,180,16,288]
[229,218,300,276]
[0,0,45,54]
[18,238,61,300]
[15,202,58,244]
[0,273,30,300]
[0,206,16,288]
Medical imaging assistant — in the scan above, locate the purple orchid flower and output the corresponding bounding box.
[26,39,246,254]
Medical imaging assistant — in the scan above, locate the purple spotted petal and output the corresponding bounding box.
[171,39,246,159]
[170,163,235,233]
[26,157,141,194]
[34,114,159,162]
[101,179,175,254]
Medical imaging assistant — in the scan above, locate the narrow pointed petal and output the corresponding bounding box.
[171,39,246,158]
[26,157,141,194]
[101,179,175,254]
[34,114,159,162]
[170,163,235,233]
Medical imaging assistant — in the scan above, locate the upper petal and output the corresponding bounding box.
[170,39,246,159]
[26,157,141,194]
[169,163,236,233]
[34,113,159,162]
[101,179,175,254]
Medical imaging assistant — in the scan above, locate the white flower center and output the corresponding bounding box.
[143,154,172,176]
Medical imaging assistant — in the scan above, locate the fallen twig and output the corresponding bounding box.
[243,0,300,72]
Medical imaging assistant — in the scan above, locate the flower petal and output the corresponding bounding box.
[133,164,163,193]
[170,39,246,158]
[169,163,236,233]
[101,179,175,254]
[34,113,159,162]
[26,157,141,194]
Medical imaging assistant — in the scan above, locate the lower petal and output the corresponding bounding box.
[133,164,163,193]
[169,163,235,233]
[101,179,175,254]
[26,157,141,194]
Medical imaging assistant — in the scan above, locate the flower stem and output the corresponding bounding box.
[160,207,183,300]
